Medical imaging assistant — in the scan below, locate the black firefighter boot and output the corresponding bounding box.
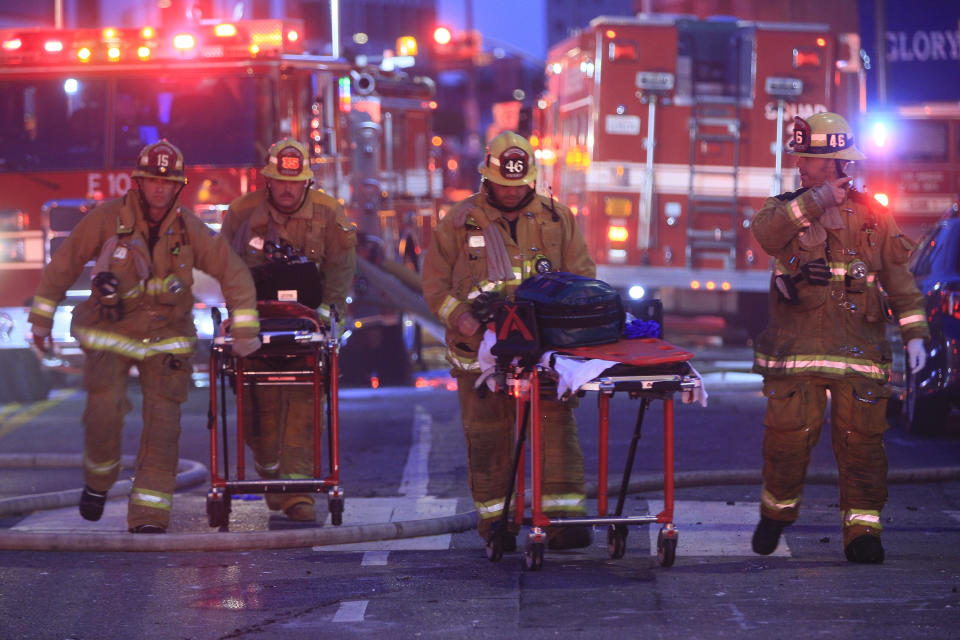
[79,486,107,522]
[751,516,791,555]
[844,534,885,564]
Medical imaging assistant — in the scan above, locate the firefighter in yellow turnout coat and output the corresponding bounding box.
[750,113,930,563]
[222,138,357,522]
[28,141,261,533]
[423,131,596,550]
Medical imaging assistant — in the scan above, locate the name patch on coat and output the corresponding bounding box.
[468,235,485,248]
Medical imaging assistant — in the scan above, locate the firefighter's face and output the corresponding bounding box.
[796,156,838,188]
[138,177,179,219]
[266,177,308,213]
[488,181,532,210]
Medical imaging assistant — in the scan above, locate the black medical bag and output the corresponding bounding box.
[513,271,624,348]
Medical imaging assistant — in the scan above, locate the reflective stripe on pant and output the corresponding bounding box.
[82,349,190,529]
[241,355,320,511]
[455,371,586,539]
[760,375,889,525]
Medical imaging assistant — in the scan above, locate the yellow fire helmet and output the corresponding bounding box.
[479,130,537,186]
[262,138,314,181]
[131,140,187,183]
[788,112,865,161]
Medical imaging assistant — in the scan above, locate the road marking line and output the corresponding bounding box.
[646,500,791,557]
[361,550,390,566]
[332,600,368,623]
[399,405,431,497]
[0,389,80,441]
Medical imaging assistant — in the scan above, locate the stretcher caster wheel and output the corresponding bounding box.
[657,526,677,567]
[328,495,344,526]
[524,541,545,571]
[206,489,231,529]
[607,524,628,559]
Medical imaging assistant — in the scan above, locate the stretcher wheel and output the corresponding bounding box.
[328,496,344,526]
[206,490,231,528]
[524,541,545,571]
[607,524,628,559]
[657,527,677,567]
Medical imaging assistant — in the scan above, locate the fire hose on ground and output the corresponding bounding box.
[1,453,959,552]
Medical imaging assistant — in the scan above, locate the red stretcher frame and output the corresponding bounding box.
[491,338,698,570]
[205,300,344,529]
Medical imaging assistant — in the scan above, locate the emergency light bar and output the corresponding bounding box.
[636,71,674,92]
[764,76,803,98]
[0,19,304,66]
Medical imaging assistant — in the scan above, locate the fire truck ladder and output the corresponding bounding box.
[685,103,741,269]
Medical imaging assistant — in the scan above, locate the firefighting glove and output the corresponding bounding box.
[30,323,52,354]
[470,291,501,324]
[92,271,122,321]
[799,258,831,285]
[232,336,262,358]
[906,338,927,374]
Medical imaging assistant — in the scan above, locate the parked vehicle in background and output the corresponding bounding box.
[889,200,960,434]
[857,104,960,244]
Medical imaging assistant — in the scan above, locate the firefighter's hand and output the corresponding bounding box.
[907,338,927,374]
[800,258,831,285]
[30,324,52,354]
[455,310,482,337]
[232,336,262,358]
[816,176,853,205]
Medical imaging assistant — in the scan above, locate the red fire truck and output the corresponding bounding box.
[534,14,860,338]
[856,103,960,242]
[0,18,440,397]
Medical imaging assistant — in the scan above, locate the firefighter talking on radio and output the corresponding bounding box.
[221,138,357,522]
[422,131,595,550]
[749,113,930,563]
[28,140,261,533]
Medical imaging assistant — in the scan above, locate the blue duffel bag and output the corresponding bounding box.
[513,271,624,348]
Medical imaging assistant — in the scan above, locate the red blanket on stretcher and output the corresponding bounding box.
[556,338,694,366]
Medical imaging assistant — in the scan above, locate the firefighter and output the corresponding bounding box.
[422,131,595,550]
[28,140,261,533]
[221,138,357,522]
[750,113,930,563]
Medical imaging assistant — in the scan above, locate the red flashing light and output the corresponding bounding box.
[816,37,826,47]
[173,33,196,50]
[214,23,237,37]
[44,40,63,53]
[287,30,299,42]
[433,27,452,45]
[2,38,22,51]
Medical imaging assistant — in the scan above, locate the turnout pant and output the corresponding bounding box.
[82,349,191,530]
[760,375,890,545]
[455,371,586,539]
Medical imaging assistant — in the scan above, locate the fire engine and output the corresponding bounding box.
[857,103,960,242]
[534,14,860,339]
[0,18,441,398]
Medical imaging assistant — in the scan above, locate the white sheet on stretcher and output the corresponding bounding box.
[476,329,708,407]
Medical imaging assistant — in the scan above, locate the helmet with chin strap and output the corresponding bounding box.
[132,140,187,184]
[789,112,865,161]
[262,138,314,181]
[479,131,537,187]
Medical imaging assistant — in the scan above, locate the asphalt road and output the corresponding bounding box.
[1,364,960,639]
